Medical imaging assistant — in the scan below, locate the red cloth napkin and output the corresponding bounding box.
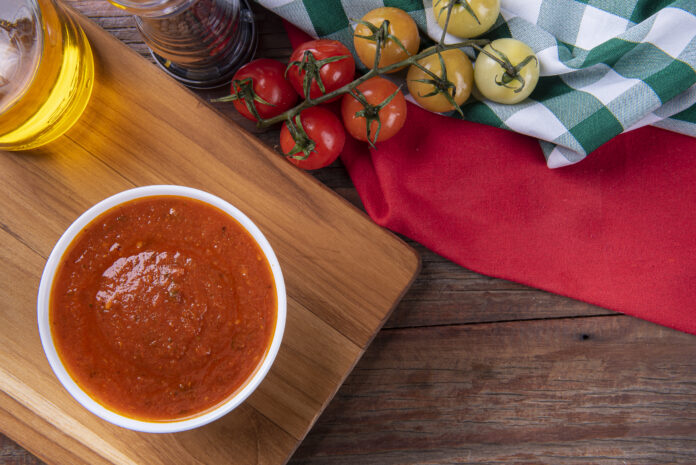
[284,22,696,335]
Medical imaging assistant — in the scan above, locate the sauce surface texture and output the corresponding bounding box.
[50,195,276,421]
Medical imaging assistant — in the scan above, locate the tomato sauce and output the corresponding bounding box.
[50,196,277,421]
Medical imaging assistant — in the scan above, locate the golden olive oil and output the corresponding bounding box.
[0,0,93,151]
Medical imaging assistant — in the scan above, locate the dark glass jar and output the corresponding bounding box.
[109,0,257,88]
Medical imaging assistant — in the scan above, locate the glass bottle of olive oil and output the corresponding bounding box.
[0,0,94,151]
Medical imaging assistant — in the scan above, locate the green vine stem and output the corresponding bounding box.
[256,38,489,129]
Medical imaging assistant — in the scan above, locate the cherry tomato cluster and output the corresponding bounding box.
[414,0,539,108]
[219,1,540,171]
[224,40,355,170]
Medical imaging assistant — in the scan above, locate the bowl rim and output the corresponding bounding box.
[36,185,286,433]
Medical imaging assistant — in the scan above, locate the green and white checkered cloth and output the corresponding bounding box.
[256,0,696,168]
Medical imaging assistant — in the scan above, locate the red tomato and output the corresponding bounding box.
[280,107,346,170]
[229,58,298,121]
[340,77,407,144]
[286,40,355,101]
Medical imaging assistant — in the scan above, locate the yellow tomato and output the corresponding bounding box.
[407,47,473,113]
[353,7,420,72]
[432,0,500,38]
[474,38,540,104]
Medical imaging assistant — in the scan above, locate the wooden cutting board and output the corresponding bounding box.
[0,12,419,465]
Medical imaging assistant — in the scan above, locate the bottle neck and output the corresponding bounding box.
[108,0,198,18]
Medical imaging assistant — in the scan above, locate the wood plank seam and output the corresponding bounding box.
[386,312,621,331]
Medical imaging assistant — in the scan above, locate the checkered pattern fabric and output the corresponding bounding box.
[256,0,696,168]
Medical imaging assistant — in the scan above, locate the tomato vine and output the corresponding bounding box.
[257,39,488,128]
[216,0,539,149]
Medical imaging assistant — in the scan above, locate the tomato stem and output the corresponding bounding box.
[474,43,538,93]
[436,0,457,45]
[349,84,402,148]
[285,50,350,101]
[283,113,316,160]
[354,18,411,58]
[409,51,464,117]
[211,77,275,122]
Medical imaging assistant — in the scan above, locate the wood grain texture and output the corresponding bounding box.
[3,2,696,465]
[291,316,696,464]
[0,7,418,465]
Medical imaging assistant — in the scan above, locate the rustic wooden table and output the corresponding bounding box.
[3,2,695,464]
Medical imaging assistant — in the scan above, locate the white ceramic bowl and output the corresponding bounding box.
[37,185,286,433]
